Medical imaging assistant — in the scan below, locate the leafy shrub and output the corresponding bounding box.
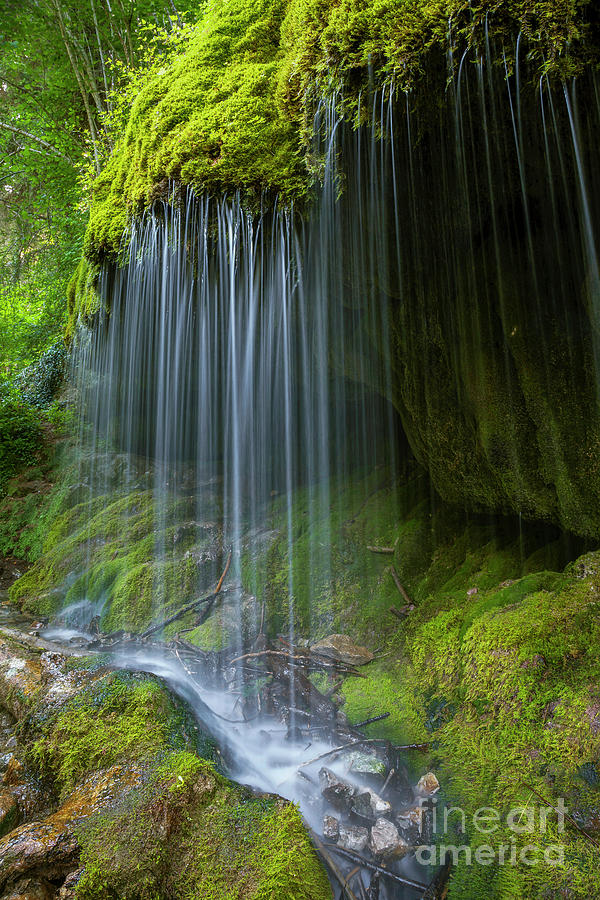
[0,398,42,491]
[15,341,67,408]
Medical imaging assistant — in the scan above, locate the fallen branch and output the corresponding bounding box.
[520,781,600,849]
[393,742,430,752]
[298,738,382,770]
[367,546,395,554]
[323,842,429,892]
[311,833,361,900]
[353,713,390,729]
[140,552,232,639]
[228,649,363,677]
[421,855,452,899]
[390,567,413,606]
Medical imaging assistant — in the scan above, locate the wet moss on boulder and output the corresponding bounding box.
[79,0,598,269]
[0,633,331,899]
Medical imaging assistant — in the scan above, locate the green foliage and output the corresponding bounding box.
[0,397,43,493]
[14,341,67,408]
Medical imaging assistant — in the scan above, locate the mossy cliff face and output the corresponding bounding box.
[250,471,600,898]
[84,0,306,265]
[80,0,598,267]
[7,453,600,896]
[70,0,600,537]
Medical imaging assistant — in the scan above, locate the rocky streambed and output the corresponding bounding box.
[0,607,332,899]
[0,589,448,900]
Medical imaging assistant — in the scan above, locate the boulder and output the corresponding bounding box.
[322,815,339,841]
[310,635,374,666]
[369,818,409,858]
[338,824,369,852]
[319,767,355,811]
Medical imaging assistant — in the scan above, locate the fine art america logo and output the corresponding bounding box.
[416,798,567,867]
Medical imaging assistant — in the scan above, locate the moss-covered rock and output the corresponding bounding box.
[79,0,599,269]
[75,753,331,900]
[240,469,600,896]
[84,0,308,266]
[0,632,331,899]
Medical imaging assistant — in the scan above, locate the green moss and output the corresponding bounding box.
[74,750,331,900]
[244,471,600,896]
[79,0,598,267]
[27,672,199,796]
[84,0,307,264]
[66,258,101,338]
[10,485,218,629]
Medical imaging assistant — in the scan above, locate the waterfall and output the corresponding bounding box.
[37,47,600,898]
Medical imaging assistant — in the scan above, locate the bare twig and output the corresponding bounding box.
[393,742,430,752]
[381,768,395,796]
[367,546,395,554]
[324,842,429,891]
[520,782,600,849]
[390,566,413,606]
[353,713,390,729]
[140,552,232,638]
[298,739,382,770]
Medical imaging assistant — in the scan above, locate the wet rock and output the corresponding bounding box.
[323,815,339,840]
[369,818,409,858]
[351,788,391,822]
[351,792,376,823]
[338,823,369,852]
[1,877,55,900]
[345,751,387,779]
[319,767,355,810]
[0,789,18,837]
[3,760,23,788]
[0,764,142,892]
[58,869,84,899]
[0,821,78,889]
[415,772,440,797]
[0,642,42,719]
[395,805,423,842]
[366,788,391,817]
[310,635,374,666]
